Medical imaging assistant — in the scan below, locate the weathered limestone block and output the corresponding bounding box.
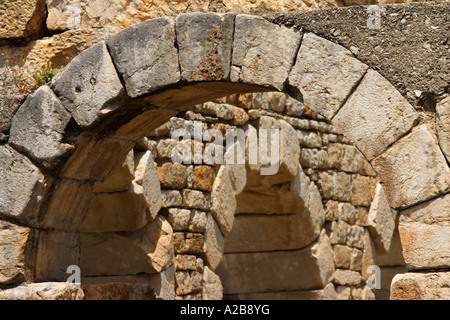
[347,225,365,249]
[0,221,35,285]
[0,145,46,225]
[373,124,450,209]
[367,183,396,255]
[166,208,192,231]
[333,245,352,269]
[210,166,236,235]
[0,282,84,300]
[80,182,151,233]
[351,175,372,207]
[202,214,224,271]
[288,33,368,120]
[9,86,72,169]
[161,190,183,208]
[158,163,188,189]
[391,272,450,300]
[50,41,127,128]
[175,255,198,271]
[107,17,180,98]
[193,166,213,192]
[225,212,323,253]
[226,283,337,300]
[399,193,450,270]
[436,95,450,162]
[217,231,334,294]
[61,134,135,181]
[81,216,173,276]
[134,151,162,218]
[226,163,246,195]
[332,69,418,160]
[173,232,204,255]
[176,13,235,81]
[231,14,301,90]
[41,179,93,231]
[189,210,207,232]
[0,0,46,38]
[46,0,82,32]
[257,117,300,183]
[93,149,134,193]
[202,266,223,300]
[182,189,209,210]
[35,230,80,282]
[333,269,362,286]
[290,168,326,247]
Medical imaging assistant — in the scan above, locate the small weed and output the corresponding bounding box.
[32,63,60,87]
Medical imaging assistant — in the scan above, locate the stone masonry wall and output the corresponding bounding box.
[0,5,448,300]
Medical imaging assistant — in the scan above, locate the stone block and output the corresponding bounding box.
[176,13,235,81]
[107,17,180,98]
[391,272,450,300]
[232,14,301,90]
[50,41,127,128]
[332,69,418,160]
[288,33,368,120]
[9,86,72,169]
[0,221,35,285]
[373,124,450,209]
[399,193,450,270]
[216,231,334,294]
[436,95,450,162]
[0,145,45,225]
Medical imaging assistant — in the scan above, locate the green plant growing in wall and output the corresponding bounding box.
[32,63,60,87]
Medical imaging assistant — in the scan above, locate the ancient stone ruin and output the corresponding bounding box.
[0,1,449,300]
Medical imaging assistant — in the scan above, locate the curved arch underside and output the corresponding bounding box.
[0,12,449,299]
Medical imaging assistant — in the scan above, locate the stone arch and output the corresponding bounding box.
[0,12,449,299]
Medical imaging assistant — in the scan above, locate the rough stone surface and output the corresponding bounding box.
[80,183,150,233]
[9,85,72,168]
[176,13,235,82]
[333,269,361,286]
[399,193,450,270]
[332,69,418,160]
[210,166,236,235]
[203,214,224,271]
[367,183,396,255]
[35,230,80,282]
[0,145,45,225]
[107,17,180,98]
[134,151,162,219]
[46,0,82,32]
[373,124,450,209]
[202,266,223,300]
[231,14,301,90]
[0,0,46,38]
[436,95,450,162]
[93,149,134,193]
[158,163,188,189]
[289,32,368,120]
[0,282,84,300]
[391,272,450,300]
[0,221,34,285]
[81,216,174,276]
[217,231,334,294]
[50,41,126,128]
